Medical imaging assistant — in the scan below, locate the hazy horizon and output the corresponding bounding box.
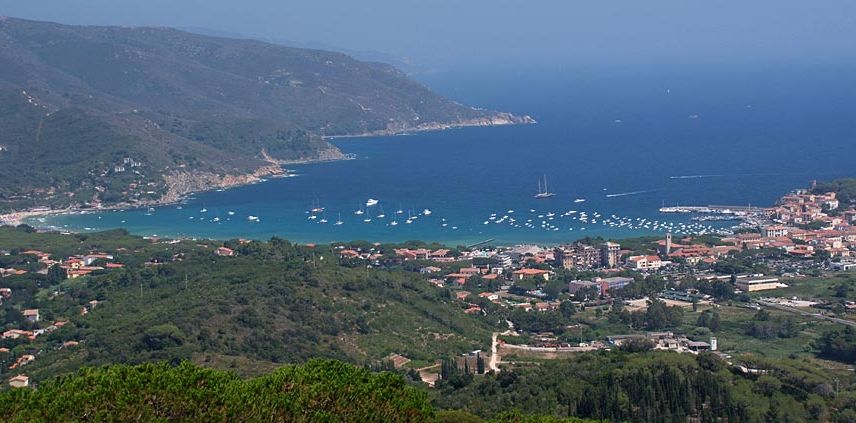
[2,0,855,71]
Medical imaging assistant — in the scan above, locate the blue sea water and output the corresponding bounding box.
[42,65,856,245]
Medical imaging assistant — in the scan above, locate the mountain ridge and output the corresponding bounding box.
[0,17,532,212]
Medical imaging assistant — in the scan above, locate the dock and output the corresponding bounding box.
[659,205,767,214]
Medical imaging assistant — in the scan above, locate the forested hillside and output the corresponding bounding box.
[0,227,495,382]
[0,17,530,211]
[434,352,856,422]
[0,360,599,422]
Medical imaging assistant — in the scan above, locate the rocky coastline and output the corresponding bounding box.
[1,115,530,228]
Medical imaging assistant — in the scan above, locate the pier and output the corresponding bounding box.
[659,205,768,214]
[467,239,496,248]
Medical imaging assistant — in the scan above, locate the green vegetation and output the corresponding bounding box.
[0,360,598,423]
[434,351,856,422]
[817,327,856,363]
[0,17,526,211]
[5,227,856,421]
[813,179,856,204]
[0,360,432,422]
[0,226,496,383]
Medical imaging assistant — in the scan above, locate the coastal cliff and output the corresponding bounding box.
[160,165,285,205]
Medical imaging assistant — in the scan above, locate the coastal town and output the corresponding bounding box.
[1,4,853,420]
[2,180,855,390]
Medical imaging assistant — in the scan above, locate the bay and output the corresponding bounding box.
[41,65,856,245]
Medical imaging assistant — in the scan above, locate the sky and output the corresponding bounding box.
[1,0,855,70]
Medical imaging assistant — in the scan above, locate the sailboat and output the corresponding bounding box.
[376,205,386,219]
[396,204,404,215]
[310,199,324,214]
[354,204,365,215]
[334,213,344,226]
[534,175,556,199]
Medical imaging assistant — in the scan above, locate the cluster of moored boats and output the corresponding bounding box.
[480,206,732,236]
[306,198,437,228]
[124,184,732,238]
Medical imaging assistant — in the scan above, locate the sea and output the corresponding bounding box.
[38,64,856,246]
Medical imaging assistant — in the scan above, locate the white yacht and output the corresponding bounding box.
[534,175,556,199]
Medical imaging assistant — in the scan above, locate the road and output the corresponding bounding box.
[489,320,517,372]
[489,332,500,372]
[758,300,856,328]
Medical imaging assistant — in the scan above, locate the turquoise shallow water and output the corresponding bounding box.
[40,65,856,245]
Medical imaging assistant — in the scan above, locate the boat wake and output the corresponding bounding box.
[669,174,725,179]
[605,190,655,198]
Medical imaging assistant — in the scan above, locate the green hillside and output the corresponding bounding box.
[0,227,495,382]
[0,17,531,211]
[0,360,596,423]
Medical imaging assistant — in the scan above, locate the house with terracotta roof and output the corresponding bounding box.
[339,249,360,259]
[444,273,472,285]
[8,374,28,388]
[786,245,815,257]
[627,255,663,271]
[10,354,35,369]
[464,306,482,314]
[458,267,481,276]
[0,268,27,277]
[214,247,235,257]
[512,268,551,281]
[22,309,39,323]
[2,329,34,340]
[429,249,453,262]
